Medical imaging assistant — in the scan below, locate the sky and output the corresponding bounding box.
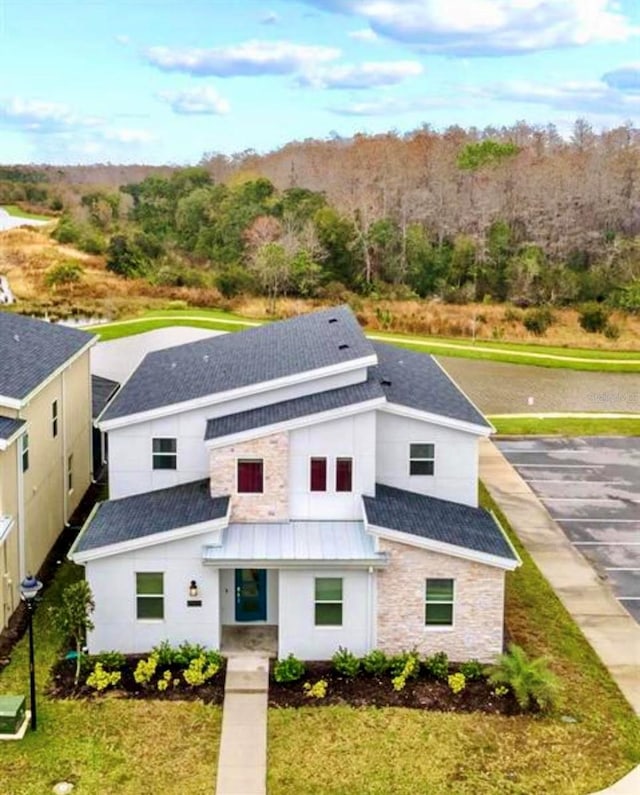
[1,0,639,165]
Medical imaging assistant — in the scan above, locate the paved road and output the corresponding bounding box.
[0,207,49,231]
[496,437,640,623]
[439,357,640,414]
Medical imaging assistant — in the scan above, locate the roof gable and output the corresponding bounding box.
[0,312,95,402]
[101,305,375,422]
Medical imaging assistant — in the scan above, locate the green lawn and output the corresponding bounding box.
[2,204,52,222]
[87,309,640,372]
[490,415,640,436]
[267,485,640,794]
[0,564,222,795]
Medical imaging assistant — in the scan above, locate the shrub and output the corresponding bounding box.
[134,653,158,686]
[389,651,418,677]
[215,265,253,298]
[94,650,126,670]
[157,670,172,692]
[86,662,121,692]
[391,652,420,692]
[274,654,306,683]
[182,655,220,687]
[448,673,466,694]
[152,640,177,667]
[174,641,207,666]
[523,307,554,336]
[579,302,609,333]
[45,261,83,288]
[424,651,449,680]
[362,649,390,676]
[487,644,560,712]
[459,659,484,681]
[332,646,361,678]
[603,322,621,340]
[503,306,522,323]
[303,680,328,699]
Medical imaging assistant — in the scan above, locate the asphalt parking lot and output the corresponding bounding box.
[496,437,640,623]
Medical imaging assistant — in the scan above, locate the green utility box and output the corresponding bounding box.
[0,695,26,735]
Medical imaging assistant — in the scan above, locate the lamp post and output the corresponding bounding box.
[20,574,43,731]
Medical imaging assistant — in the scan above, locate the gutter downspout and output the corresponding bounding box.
[62,369,69,525]
[16,438,25,579]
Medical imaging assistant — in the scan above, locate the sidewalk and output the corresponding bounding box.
[215,655,269,795]
[479,439,640,715]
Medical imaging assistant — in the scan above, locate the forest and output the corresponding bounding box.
[1,120,639,315]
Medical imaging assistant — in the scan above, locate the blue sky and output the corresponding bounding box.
[1,0,639,165]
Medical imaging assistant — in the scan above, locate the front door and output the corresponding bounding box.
[235,569,267,622]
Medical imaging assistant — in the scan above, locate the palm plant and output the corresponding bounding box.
[487,644,560,712]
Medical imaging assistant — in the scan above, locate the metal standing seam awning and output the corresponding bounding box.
[202,521,388,568]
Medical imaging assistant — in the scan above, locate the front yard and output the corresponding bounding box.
[1,486,638,794]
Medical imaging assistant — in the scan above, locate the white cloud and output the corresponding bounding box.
[602,63,640,93]
[298,59,423,89]
[328,94,453,115]
[145,40,340,77]
[115,34,131,46]
[0,97,102,133]
[101,128,155,144]
[289,0,637,55]
[260,11,279,25]
[157,86,230,115]
[348,28,379,42]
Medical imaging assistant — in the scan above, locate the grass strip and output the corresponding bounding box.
[490,415,640,436]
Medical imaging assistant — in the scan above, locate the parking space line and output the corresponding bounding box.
[575,541,640,545]
[525,480,623,485]
[558,518,640,523]
[498,449,593,453]
[514,464,604,469]
[542,497,622,502]
[605,567,640,571]
[618,596,640,600]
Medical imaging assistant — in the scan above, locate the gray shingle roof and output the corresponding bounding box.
[372,342,490,429]
[91,375,119,420]
[74,480,229,553]
[101,306,375,422]
[363,483,516,561]
[0,312,95,401]
[0,415,25,442]
[205,378,383,441]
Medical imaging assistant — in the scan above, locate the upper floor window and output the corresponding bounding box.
[410,443,435,476]
[425,578,454,626]
[52,400,58,438]
[136,572,164,620]
[21,433,29,473]
[336,457,353,492]
[152,438,177,470]
[310,457,327,492]
[237,459,263,493]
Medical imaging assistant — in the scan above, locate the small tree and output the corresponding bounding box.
[52,580,95,685]
[487,644,560,712]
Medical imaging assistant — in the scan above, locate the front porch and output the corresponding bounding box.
[220,624,278,658]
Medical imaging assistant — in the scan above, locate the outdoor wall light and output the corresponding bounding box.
[189,580,199,598]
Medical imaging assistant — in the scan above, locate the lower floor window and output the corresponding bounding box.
[315,577,343,626]
[136,572,164,619]
[425,578,454,626]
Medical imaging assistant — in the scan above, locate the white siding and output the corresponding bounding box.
[85,534,220,654]
[219,568,279,625]
[278,569,373,660]
[376,411,478,507]
[289,412,376,520]
[107,367,368,499]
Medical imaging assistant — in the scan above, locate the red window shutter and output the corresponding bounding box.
[336,458,352,492]
[310,457,327,491]
[238,460,263,493]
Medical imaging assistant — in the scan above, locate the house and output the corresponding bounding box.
[70,306,519,662]
[0,312,96,628]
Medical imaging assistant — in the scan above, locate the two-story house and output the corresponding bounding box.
[70,306,519,662]
[0,312,95,628]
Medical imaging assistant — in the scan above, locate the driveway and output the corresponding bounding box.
[496,437,640,623]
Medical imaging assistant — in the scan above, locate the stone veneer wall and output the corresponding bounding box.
[209,432,289,521]
[376,538,505,663]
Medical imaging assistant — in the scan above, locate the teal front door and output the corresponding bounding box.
[235,569,267,622]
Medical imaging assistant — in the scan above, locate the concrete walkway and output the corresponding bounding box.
[215,655,269,795]
[480,439,640,715]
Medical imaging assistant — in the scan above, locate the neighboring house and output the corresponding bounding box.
[0,312,96,629]
[0,276,15,306]
[71,306,519,662]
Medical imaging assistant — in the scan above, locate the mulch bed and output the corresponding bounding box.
[268,662,522,714]
[48,657,227,705]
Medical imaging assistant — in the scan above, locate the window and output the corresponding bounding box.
[67,454,73,492]
[21,433,29,473]
[152,438,177,470]
[315,577,343,626]
[410,443,435,476]
[425,579,454,626]
[52,400,58,438]
[237,459,263,493]
[335,457,353,492]
[310,457,327,492]
[136,572,164,620]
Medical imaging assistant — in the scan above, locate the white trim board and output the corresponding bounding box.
[381,402,492,438]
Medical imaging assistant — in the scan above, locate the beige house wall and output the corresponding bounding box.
[209,432,289,522]
[0,445,20,629]
[376,538,505,663]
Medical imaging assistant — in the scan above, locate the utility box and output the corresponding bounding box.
[0,695,26,735]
